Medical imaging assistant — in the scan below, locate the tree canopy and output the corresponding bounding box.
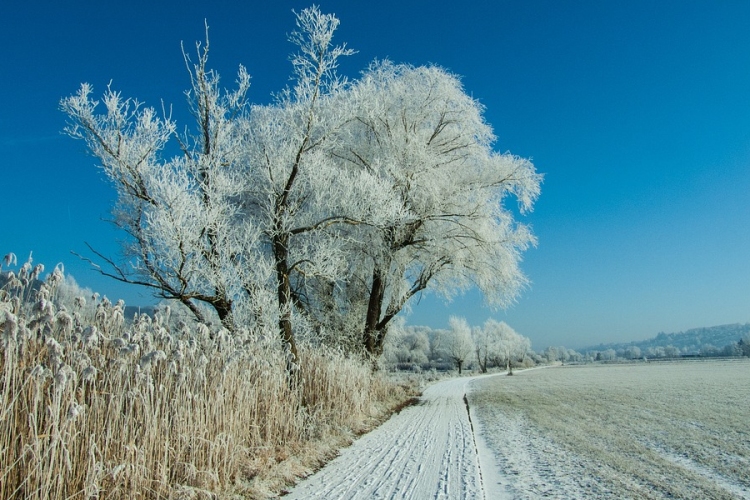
[61,6,541,364]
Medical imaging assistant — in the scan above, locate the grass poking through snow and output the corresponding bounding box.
[471,361,750,499]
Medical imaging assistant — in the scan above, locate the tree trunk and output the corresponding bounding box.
[273,234,299,370]
[212,296,234,331]
[363,266,386,356]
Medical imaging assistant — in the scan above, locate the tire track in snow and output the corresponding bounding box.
[285,376,492,499]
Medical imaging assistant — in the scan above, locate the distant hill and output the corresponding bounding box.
[584,323,750,356]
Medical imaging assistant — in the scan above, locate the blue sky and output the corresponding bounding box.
[2,1,750,349]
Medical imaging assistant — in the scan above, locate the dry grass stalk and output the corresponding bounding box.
[0,258,415,499]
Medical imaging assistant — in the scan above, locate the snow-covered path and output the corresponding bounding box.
[285,375,498,499]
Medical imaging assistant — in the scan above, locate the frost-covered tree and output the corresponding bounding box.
[444,316,475,374]
[723,342,742,357]
[739,335,750,357]
[646,346,666,358]
[427,327,446,363]
[61,7,540,366]
[543,346,559,363]
[472,318,528,373]
[566,348,583,363]
[599,348,617,361]
[61,8,364,364]
[328,62,541,356]
[236,8,367,363]
[664,345,680,358]
[61,29,258,331]
[543,345,574,364]
[486,319,530,375]
[700,344,719,357]
[382,320,430,367]
[624,346,641,360]
[473,325,492,373]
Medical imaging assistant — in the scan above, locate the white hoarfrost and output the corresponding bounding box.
[61,6,540,358]
[286,375,501,499]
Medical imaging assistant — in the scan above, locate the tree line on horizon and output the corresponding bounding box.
[382,319,750,375]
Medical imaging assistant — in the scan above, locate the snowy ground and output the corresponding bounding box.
[471,361,750,500]
[285,361,750,499]
[285,375,495,499]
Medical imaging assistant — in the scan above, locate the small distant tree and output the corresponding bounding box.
[543,346,559,363]
[473,325,492,373]
[486,319,529,375]
[383,320,430,367]
[566,348,583,363]
[624,346,641,360]
[557,346,571,365]
[427,327,445,363]
[664,345,680,358]
[723,342,742,357]
[739,335,750,357]
[700,344,719,357]
[600,349,617,361]
[529,350,545,365]
[444,317,475,375]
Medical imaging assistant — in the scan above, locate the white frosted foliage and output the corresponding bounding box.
[61,6,540,358]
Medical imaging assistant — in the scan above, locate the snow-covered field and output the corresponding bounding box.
[470,360,750,499]
[286,360,750,499]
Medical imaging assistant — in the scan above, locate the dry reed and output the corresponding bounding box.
[0,258,415,499]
